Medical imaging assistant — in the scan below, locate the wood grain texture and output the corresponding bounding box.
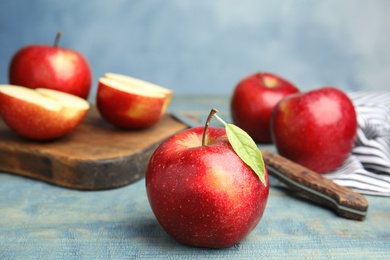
[261,149,369,220]
[0,106,188,190]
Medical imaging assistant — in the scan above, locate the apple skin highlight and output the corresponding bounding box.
[146,127,269,249]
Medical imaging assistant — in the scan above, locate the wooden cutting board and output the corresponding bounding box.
[0,106,189,190]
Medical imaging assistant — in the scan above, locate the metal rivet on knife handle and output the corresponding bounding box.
[261,149,369,221]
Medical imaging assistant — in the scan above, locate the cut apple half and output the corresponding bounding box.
[96,74,173,129]
[104,72,172,98]
[0,85,90,140]
[36,88,90,118]
[98,78,166,98]
[0,85,61,111]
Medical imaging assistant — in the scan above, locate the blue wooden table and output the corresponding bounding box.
[1,96,389,259]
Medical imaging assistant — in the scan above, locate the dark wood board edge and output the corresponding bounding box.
[0,139,165,190]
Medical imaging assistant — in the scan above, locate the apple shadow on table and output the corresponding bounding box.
[125,217,185,248]
[127,217,241,252]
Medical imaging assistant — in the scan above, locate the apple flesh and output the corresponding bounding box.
[146,126,269,248]
[8,33,92,99]
[271,87,357,173]
[231,72,299,144]
[0,85,90,140]
[96,73,172,129]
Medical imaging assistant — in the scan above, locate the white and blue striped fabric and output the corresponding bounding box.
[325,92,390,196]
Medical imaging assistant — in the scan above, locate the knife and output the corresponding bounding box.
[171,111,369,221]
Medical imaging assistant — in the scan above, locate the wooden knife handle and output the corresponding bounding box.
[261,149,368,221]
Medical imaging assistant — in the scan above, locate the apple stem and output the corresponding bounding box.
[202,108,230,146]
[202,108,218,146]
[54,31,62,47]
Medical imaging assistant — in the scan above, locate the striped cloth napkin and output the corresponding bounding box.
[325,92,390,196]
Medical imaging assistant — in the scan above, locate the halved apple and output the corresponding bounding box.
[96,73,173,129]
[0,85,90,140]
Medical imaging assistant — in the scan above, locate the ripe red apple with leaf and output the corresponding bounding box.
[8,32,92,99]
[146,109,269,248]
[96,73,172,129]
[0,85,90,141]
[271,87,357,173]
[231,72,299,144]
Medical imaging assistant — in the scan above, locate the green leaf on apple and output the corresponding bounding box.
[214,113,266,186]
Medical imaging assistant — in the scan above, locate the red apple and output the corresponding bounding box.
[96,73,173,129]
[0,85,90,140]
[271,87,357,173]
[8,32,92,99]
[231,72,299,143]
[146,124,269,248]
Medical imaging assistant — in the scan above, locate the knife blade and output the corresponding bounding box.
[171,111,369,220]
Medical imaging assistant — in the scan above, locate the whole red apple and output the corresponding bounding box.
[146,125,269,248]
[271,87,357,173]
[231,72,299,144]
[8,32,92,99]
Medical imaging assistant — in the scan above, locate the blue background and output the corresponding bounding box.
[1,0,390,98]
